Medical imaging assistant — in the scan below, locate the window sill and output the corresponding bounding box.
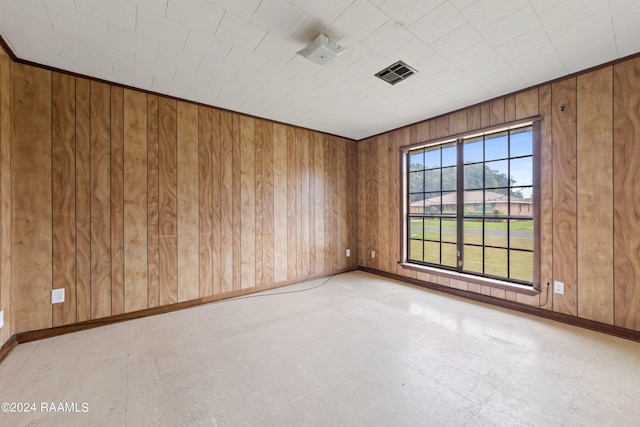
[399,262,540,296]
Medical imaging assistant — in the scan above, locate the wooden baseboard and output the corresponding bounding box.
[0,335,18,365]
[359,266,640,343]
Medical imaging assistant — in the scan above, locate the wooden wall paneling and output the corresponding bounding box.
[577,68,614,324]
[449,110,467,135]
[12,64,52,333]
[467,105,481,130]
[239,115,256,289]
[0,46,11,341]
[367,137,378,269]
[428,119,437,140]
[51,72,77,326]
[517,85,549,307]
[110,87,125,315]
[551,79,578,316]
[390,131,402,276]
[377,134,390,272]
[254,120,264,286]
[232,115,241,289]
[435,116,450,138]
[326,136,338,271]
[489,99,505,125]
[219,111,234,292]
[158,98,178,304]
[515,89,539,119]
[356,140,366,268]
[198,106,213,297]
[314,133,326,274]
[90,81,112,319]
[287,126,298,279]
[337,137,347,270]
[480,102,491,128]
[299,129,311,276]
[272,123,288,282]
[123,89,148,312]
[613,58,640,330]
[75,78,91,322]
[305,131,316,275]
[504,95,516,122]
[210,109,221,295]
[261,120,274,285]
[415,121,430,142]
[176,101,199,301]
[347,139,358,270]
[399,127,418,279]
[147,95,160,307]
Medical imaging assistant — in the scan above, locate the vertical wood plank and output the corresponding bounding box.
[367,137,378,269]
[356,139,365,268]
[314,133,326,274]
[287,126,298,279]
[198,106,213,297]
[90,81,112,319]
[232,115,241,290]
[110,87,125,315]
[467,105,481,130]
[435,116,450,138]
[449,110,467,135]
[515,89,539,119]
[0,46,12,341]
[240,116,256,289]
[415,121,430,142]
[299,129,311,275]
[490,99,505,125]
[327,136,339,271]
[176,101,199,301]
[613,58,640,330]
[147,95,160,308]
[347,139,358,270]
[12,64,52,332]
[211,109,222,295]
[123,89,148,312]
[337,137,347,270]
[480,102,491,128]
[273,123,288,282]
[261,120,274,285]
[254,120,263,287]
[75,78,91,322]
[552,78,578,316]
[577,68,614,324]
[220,111,234,292]
[377,134,390,272]
[158,98,178,304]
[504,95,516,122]
[51,72,76,326]
[308,131,316,274]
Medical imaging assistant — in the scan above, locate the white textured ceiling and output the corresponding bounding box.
[1,0,639,140]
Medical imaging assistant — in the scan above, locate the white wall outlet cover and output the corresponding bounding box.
[346,249,351,257]
[52,288,65,304]
[371,250,376,258]
[0,310,3,329]
[554,281,565,295]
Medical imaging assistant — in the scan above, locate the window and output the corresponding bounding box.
[406,123,537,286]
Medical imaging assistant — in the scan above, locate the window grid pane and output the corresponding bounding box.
[407,124,534,285]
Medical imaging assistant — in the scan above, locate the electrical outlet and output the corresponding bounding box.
[0,310,4,329]
[371,250,376,258]
[554,281,564,295]
[346,249,351,257]
[52,288,65,304]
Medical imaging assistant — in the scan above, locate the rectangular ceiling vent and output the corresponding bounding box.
[375,60,418,85]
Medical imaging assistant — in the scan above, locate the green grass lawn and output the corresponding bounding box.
[409,217,533,283]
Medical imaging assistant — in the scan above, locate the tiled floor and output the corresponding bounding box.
[1,271,639,426]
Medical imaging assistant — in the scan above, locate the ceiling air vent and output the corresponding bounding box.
[375,60,418,85]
